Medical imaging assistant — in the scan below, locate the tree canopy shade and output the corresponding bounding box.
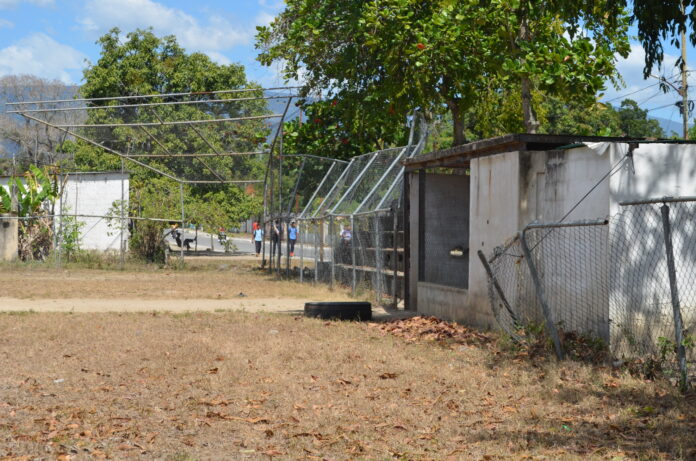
[256,0,630,143]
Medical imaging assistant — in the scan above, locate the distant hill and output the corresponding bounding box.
[649,116,693,138]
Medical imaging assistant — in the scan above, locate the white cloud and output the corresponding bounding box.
[255,11,275,27]
[603,44,689,119]
[204,50,231,66]
[0,18,13,28]
[79,0,251,52]
[0,33,86,83]
[0,0,53,8]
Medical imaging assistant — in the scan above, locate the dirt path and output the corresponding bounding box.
[0,297,307,313]
[0,262,409,319]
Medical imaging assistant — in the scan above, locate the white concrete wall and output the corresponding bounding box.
[608,143,696,354]
[609,142,696,210]
[519,147,611,225]
[57,173,129,252]
[464,151,522,328]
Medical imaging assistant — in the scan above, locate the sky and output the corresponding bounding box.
[0,0,694,129]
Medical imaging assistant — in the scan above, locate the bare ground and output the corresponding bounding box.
[0,258,351,314]
[0,312,695,460]
[0,261,695,459]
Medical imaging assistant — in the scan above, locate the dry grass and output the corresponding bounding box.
[1,312,695,460]
[0,259,348,301]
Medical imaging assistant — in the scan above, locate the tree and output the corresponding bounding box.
[0,75,83,171]
[73,29,268,238]
[616,99,665,138]
[541,98,621,136]
[281,100,409,161]
[256,0,630,143]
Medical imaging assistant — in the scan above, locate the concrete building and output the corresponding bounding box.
[0,171,129,252]
[403,134,696,329]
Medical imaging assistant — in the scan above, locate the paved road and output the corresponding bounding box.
[165,230,333,260]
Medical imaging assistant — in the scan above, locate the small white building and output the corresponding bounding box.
[404,134,696,331]
[1,171,129,252]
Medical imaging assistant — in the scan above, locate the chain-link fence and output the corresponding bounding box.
[267,210,404,306]
[482,198,696,390]
[261,114,426,306]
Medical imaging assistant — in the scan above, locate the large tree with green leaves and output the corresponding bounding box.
[256,0,630,143]
[71,29,266,232]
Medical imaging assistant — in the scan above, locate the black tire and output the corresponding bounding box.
[304,302,372,321]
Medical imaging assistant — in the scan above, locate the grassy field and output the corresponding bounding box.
[1,310,694,460]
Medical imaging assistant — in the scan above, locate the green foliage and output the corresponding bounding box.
[541,99,622,136]
[616,99,665,138]
[281,100,409,161]
[68,28,267,251]
[257,0,630,142]
[0,165,59,216]
[57,208,85,262]
[1,166,60,260]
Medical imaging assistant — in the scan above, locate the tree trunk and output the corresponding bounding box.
[521,76,539,133]
[518,10,539,134]
[448,99,467,146]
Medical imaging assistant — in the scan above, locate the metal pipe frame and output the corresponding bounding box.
[19,112,183,183]
[55,113,281,128]
[354,146,408,214]
[619,196,696,206]
[124,152,264,158]
[19,109,267,185]
[299,161,337,217]
[0,213,180,222]
[262,97,293,217]
[283,154,349,164]
[287,157,306,214]
[311,161,352,218]
[7,86,302,106]
[524,219,609,230]
[329,151,380,215]
[7,95,294,114]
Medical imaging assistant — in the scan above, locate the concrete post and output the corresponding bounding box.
[0,214,18,261]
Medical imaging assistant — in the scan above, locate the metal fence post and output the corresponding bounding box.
[519,229,565,360]
[351,214,357,296]
[329,215,335,290]
[375,213,383,304]
[57,182,63,268]
[276,217,283,277]
[660,203,689,392]
[392,209,398,309]
[286,218,291,277]
[120,157,125,270]
[179,182,184,263]
[477,250,520,327]
[299,220,304,283]
[314,219,319,284]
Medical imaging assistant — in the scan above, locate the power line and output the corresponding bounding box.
[603,68,684,104]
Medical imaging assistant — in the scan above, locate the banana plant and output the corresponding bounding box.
[0,165,59,216]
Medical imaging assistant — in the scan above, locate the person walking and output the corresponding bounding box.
[271,219,283,258]
[288,221,298,257]
[252,225,264,257]
[340,223,352,262]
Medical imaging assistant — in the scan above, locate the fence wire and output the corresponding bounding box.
[484,199,696,386]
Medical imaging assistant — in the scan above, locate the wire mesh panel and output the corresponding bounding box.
[484,201,696,372]
[297,161,348,217]
[486,236,532,338]
[610,202,696,361]
[524,223,612,341]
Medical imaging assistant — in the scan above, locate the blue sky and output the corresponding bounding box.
[0,0,286,86]
[0,0,693,125]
